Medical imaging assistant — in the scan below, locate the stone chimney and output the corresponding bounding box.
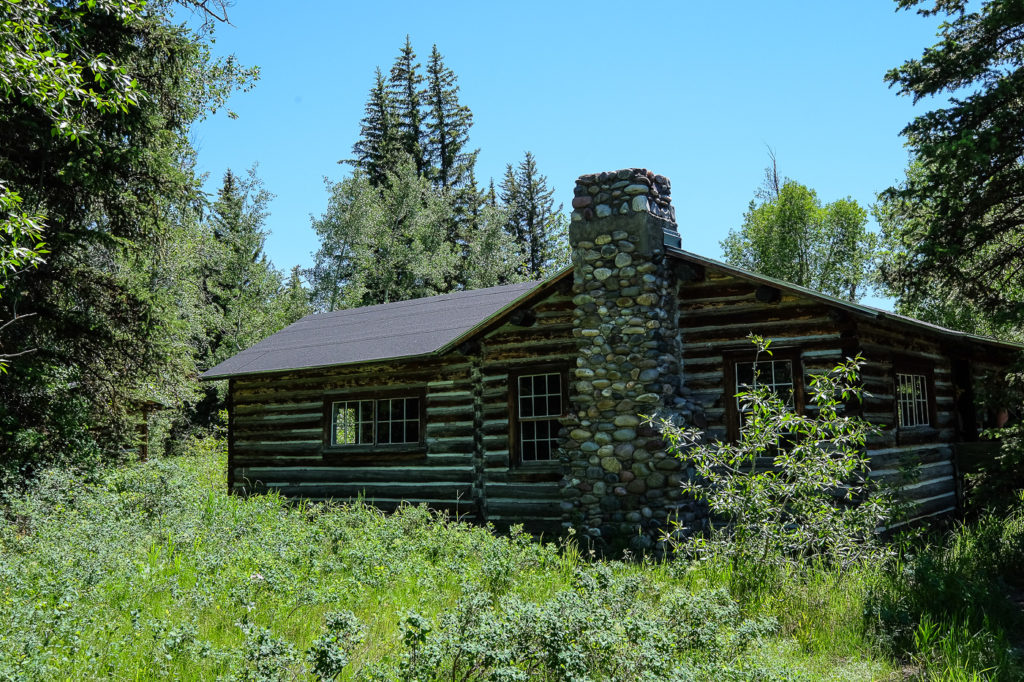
[561,168,693,552]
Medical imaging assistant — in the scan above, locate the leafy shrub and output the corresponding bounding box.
[236,625,298,681]
[864,494,1024,680]
[654,336,895,568]
[362,565,785,681]
[306,610,366,680]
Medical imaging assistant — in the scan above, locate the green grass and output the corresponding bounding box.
[0,438,1020,680]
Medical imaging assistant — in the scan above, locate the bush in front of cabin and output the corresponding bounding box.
[356,565,785,682]
[653,336,898,569]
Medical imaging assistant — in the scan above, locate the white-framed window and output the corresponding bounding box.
[896,373,930,428]
[734,358,795,422]
[330,396,421,446]
[516,372,563,462]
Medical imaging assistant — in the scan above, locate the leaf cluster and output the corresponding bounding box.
[655,336,897,568]
[722,176,875,302]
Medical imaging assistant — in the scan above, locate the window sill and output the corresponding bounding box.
[895,425,940,446]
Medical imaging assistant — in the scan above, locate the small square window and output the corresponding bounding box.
[735,358,795,424]
[725,349,803,441]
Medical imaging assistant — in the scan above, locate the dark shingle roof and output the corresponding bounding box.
[201,280,542,379]
[203,248,1022,382]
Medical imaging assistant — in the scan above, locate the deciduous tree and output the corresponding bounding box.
[721,160,875,301]
[309,159,457,310]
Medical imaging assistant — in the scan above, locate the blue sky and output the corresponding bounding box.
[190,2,949,309]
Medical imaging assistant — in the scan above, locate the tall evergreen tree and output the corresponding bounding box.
[879,0,1024,328]
[388,36,426,175]
[351,68,400,187]
[0,0,257,467]
[499,152,568,279]
[423,44,476,192]
[203,167,283,368]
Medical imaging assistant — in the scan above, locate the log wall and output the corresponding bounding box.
[677,269,852,442]
[477,276,576,536]
[229,355,481,519]
[675,261,988,524]
[852,318,964,523]
[227,277,576,537]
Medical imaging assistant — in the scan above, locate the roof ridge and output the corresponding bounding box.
[310,280,541,320]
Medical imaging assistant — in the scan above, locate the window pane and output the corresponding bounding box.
[334,405,356,444]
[775,361,792,384]
[896,373,929,428]
[333,400,373,445]
[533,396,545,417]
[737,362,754,387]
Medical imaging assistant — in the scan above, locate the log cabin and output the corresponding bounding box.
[202,168,1021,547]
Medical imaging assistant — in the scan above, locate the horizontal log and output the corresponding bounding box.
[484,452,510,467]
[481,352,576,368]
[486,499,562,517]
[426,440,474,455]
[425,405,473,418]
[254,481,473,499]
[485,483,563,501]
[870,444,952,469]
[233,402,321,416]
[425,420,473,435]
[485,466,562,483]
[683,333,843,353]
[234,412,321,427]
[870,456,952,479]
[910,491,957,517]
[238,465,476,484]
[235,442,321,455]
[425,391,473,406]
[234,428,321,441]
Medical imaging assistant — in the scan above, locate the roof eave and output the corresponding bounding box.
[199,349,440,382]
[666,246,1024,352]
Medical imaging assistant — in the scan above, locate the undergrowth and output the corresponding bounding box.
[0,437,1020,680]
